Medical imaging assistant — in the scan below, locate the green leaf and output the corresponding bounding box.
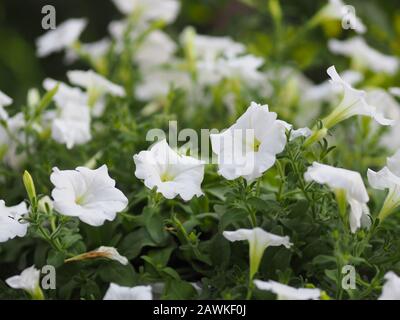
[162,279,197,299]
[46,250,66,268]
[98,262,138,286]
[118,228,157,259]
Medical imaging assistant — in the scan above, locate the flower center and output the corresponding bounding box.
[75,194,86,205]
[252,138,261,152]
[161,172,174,182]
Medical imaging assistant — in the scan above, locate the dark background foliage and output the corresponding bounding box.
[1,0,399,104]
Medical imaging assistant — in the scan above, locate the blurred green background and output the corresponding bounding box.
[0,0,399,106]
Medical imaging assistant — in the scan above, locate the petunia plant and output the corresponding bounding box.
[1,0,400,301]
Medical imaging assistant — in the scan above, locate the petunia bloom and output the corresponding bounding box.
[6,266,44,300]
[368,150,400,221]
[0,200,29,243]
[304,162,370,233]
[103,283,152,300]
[223,228,292,280]
[210,102,287,182]
[321,66,394,129]
[133,139,205,201]
[43,79,92,148]
[50,165,128,226]
[36,18,87,57]
[329,37,399,75]
[254,280,321,300]
[379,272,400,300]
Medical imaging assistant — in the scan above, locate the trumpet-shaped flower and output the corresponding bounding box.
[36,18,88,57]
[304,162,370,233]
[322,66,394,129]
[112,0,180,24]
[254,280,321,300]
[6,266,43,299]
[367,150,400,221]
[0,200,28,243]
[133,139,205,201]
[0,90,12,120]
[210,102,287,182]
[50,165,128,226]
[103,283,152,300]
[65,246,128,265]
[329,37,399,75]
[223,228,292,279]
[379,272,400,300]
[67,70,126,106]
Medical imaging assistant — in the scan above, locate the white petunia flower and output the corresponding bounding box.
[210,102,287,182]
[65,246,128,265]
[36,18,88,57]
[367,150,400,221]
[133,139,205,201]
[43,79,92,148]
[67,70,126,103]
[304,162,370,233]
[103,283,152,300]
[319,0,366,33]
[329,37,399,74]
[223,227,292,279]
[6,266,43,299]
[322,66,394,128]
[50,165,128,226]
[135,30,177,68]
[0,200,29,243]
[0,90,12,120]
[379,272,400,300]
[112,0,180,24]
[254,280,321,300]
[50,102,92,149]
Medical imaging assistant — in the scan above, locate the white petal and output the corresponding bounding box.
[103,283,152,300]
[36,18,87,57]
[379,272,400,300]
[254,279,320,300]
[0,200,29,243]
